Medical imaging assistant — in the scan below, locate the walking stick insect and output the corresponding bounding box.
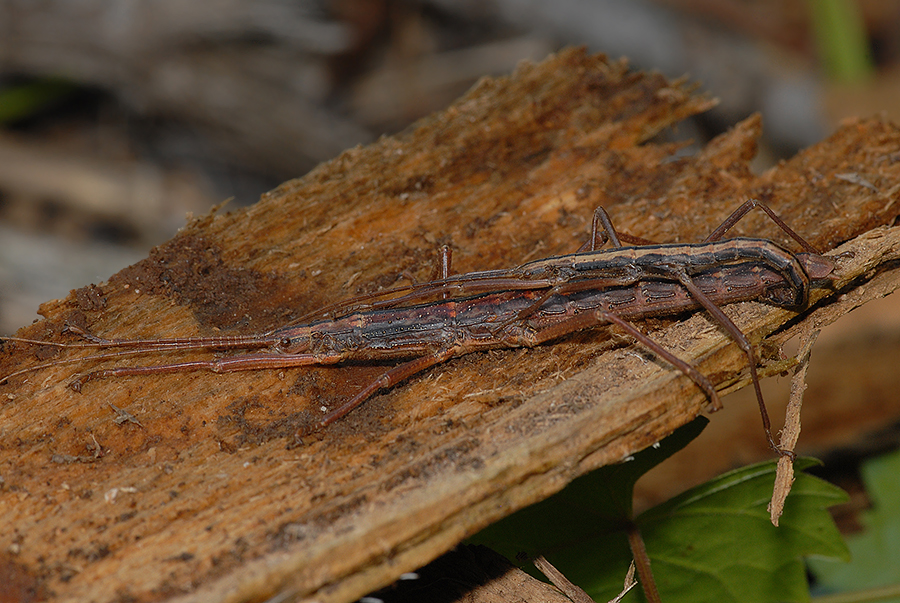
[0,200,834,452]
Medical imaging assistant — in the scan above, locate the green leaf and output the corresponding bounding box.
[633,459,849,603]
[469,417,708,595]
[469,418,849,603]
[809,448,900,597]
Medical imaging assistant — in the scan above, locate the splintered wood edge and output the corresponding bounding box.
[169,226,900,603]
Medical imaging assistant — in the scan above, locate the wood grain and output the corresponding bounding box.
[1,48,900,603]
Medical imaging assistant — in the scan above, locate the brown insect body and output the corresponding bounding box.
[0,201,835,451]
[290,260,805,362]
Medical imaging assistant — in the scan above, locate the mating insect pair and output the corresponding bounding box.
[0,200,835,453]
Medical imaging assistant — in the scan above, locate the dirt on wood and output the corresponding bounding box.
[1,48,900,603]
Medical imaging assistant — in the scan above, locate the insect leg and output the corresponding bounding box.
[664,266,791,457]
[587,206,622,250]
[315,347,458,429]
[704,199,822,254]
[577,206,659,252]
[517,309,722,411]
[438,244,452,280]
[68,352,344,392]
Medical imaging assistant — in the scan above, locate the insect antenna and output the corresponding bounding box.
[0,330,275,386]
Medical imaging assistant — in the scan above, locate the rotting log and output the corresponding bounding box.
[1,48,900,603]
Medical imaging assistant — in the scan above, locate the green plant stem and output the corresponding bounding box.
[807,0,874,82]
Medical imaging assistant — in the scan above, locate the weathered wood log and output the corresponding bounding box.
[2,48,900,603]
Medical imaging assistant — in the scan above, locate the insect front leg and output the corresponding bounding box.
[69,351,346,392]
